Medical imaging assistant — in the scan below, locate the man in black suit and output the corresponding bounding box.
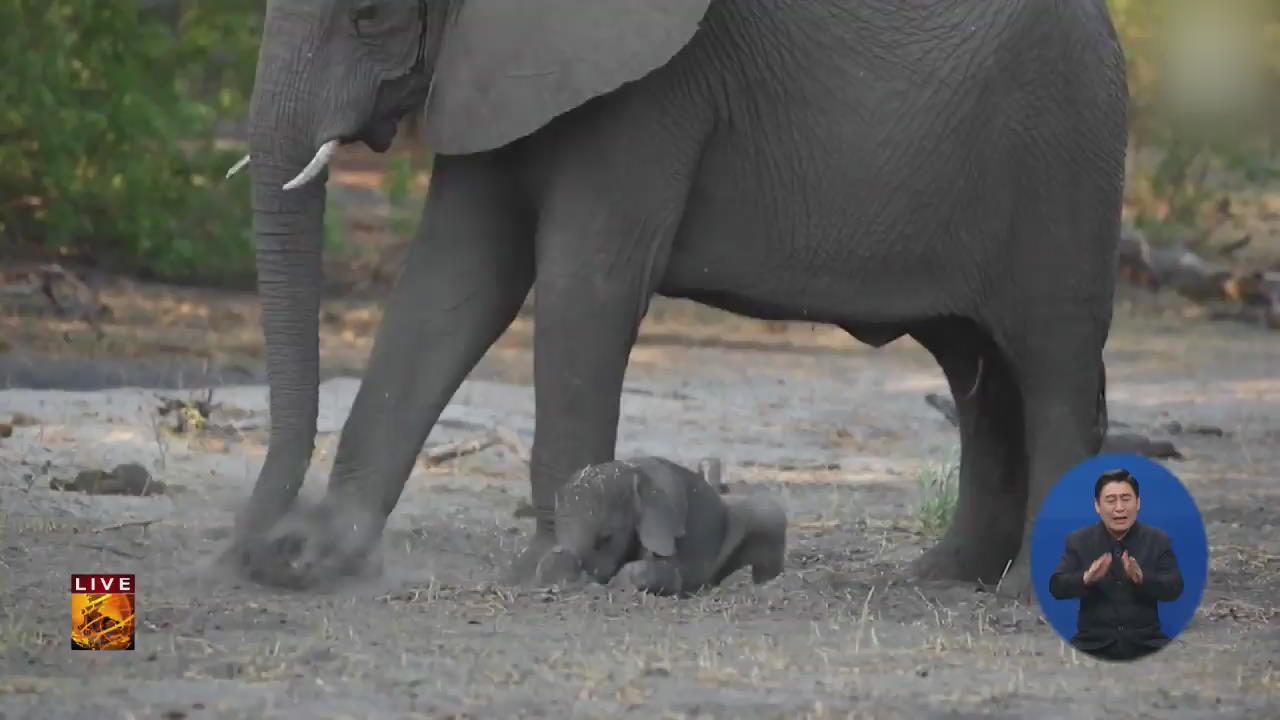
[1049,469,1185,662]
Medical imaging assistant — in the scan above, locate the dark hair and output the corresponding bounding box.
[1094,469,1139,500]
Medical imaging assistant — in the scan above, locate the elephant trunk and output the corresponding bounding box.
[241,162,326,530]
[235,21,331,537]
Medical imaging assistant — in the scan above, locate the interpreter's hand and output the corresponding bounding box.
[1121,551,1144,584]
[1083,552,1112,585]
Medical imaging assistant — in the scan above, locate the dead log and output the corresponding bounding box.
[1146,246,1227,303]
[1139,243,1280,323]
[1158,421,1226,437]
[51,463,166,496]
[1100,433,1184,460]
[1117,198,1277,326]
[1183,196,1237,253]
[1118,223,1161,291]
[1218,235,1251,258]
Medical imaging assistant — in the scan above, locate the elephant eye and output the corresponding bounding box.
[351,1,379,33]
[594,534,612,550]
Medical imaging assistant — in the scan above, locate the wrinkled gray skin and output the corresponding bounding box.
[228,0,1127,600]
[533,457,786,595]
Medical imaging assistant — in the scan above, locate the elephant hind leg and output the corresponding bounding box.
[995,310,1109,599]
[906,316,1028,584]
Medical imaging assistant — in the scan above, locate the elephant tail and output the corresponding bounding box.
[1094,360,1109,453]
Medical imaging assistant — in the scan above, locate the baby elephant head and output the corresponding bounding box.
[553,460,688,584]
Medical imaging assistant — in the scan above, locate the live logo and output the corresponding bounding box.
[71,574,136,593]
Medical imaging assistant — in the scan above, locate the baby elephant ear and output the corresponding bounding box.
[630,460,689,557]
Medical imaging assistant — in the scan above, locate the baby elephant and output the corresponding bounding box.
[534,456,787,595]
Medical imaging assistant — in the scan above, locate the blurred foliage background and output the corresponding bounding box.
[0,0,263,284]
[1,0,1278,285]
[1112,0,1280,240]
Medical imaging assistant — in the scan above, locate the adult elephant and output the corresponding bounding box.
[227,0,1128,599]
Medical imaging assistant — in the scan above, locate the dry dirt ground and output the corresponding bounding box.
[1,275,1279,719]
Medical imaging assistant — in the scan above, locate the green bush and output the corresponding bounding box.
[0,1,262,283]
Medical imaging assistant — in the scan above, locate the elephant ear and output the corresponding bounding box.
[630,459,689,558]
[423,0,714,155]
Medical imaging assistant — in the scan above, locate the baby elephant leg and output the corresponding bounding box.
[714,495,788,587]
[749,540,785,584]
[712,544,781,587]
[610,558,683,596]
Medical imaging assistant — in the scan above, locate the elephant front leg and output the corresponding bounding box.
[506,267,652,583]
[238,155,535,590]
[503,106,702,585]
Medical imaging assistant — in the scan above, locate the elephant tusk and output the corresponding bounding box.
[282,140,339,191]
[225,154,251,179]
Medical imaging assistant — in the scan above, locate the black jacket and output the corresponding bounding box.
[1048,521,1184,651]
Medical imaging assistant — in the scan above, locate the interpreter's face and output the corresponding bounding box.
[1094,480,1140,535]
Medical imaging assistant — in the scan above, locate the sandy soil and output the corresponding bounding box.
[1,276,1279,718]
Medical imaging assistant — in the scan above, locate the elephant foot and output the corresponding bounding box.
[907,541,974,583]
[223,497,385,591]
[504,531,558,586]
[908,536,1034,601]
[907,529,1020,587]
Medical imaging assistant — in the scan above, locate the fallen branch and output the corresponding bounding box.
[738,459,841,472]
[72,543,143,560]
[420,433,500,465]
[92,519,160,534]
[420,426,530,466]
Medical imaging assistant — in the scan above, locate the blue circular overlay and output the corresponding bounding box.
[1030,453,1208,646]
